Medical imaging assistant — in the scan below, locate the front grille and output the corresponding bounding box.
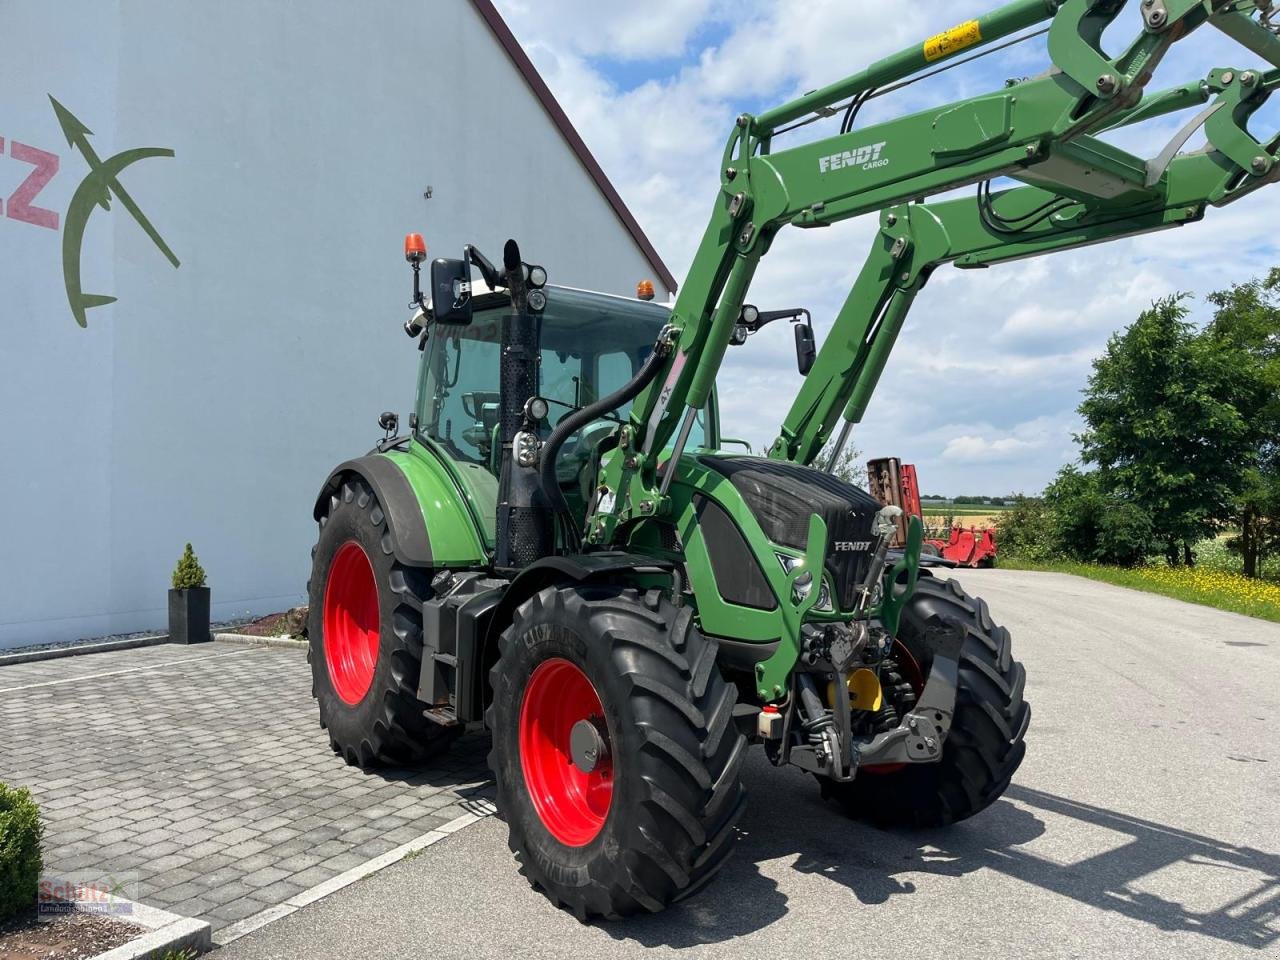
[698,456,881,610]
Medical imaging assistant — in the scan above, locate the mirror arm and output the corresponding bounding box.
[747,307,812,333]
[466,244,503,289]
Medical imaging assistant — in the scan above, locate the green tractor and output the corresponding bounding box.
[308,0,1280,919]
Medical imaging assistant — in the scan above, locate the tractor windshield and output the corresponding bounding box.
[416,286,711,477]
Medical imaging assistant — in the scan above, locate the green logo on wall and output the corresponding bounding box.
[49,96,179,328]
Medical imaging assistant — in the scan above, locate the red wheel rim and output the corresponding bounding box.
[323,541,380,706]
[519,658,613,846]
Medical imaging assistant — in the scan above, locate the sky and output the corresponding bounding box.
[491,0,1280,496]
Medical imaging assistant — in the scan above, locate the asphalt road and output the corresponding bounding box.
[219,570,1280,959]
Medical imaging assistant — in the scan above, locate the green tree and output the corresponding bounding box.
[820,438,866,488]
[1078,295,1256,566]
[1043,465,1154,567]
[1205,270,1280,577]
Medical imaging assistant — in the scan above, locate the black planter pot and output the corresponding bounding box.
[168,587,211,644]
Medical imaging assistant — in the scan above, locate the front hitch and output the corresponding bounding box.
[852,616,963,766]
[780,509,935,782]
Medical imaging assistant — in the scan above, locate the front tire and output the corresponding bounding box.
[308,477,459,767]
[825,574,1030,827]
[487,585,746,920]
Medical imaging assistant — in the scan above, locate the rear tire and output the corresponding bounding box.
[308,477,459,768]
[824,574,1029,827]
[487,585,746,919]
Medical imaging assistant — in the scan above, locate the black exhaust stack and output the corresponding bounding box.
[494,239,552,570]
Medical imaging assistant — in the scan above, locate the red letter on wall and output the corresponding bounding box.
[8,141,60,230]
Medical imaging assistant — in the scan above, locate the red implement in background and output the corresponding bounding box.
[865,458,997,568]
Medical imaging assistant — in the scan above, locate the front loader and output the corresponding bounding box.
[308,0,1280,919]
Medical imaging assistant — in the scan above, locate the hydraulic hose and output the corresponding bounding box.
[539,345,667,519]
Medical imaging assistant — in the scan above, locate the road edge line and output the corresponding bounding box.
[0,635,167,667]
[212,805,496,947]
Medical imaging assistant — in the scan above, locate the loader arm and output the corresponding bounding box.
[773,66,1280,466]
[587,0,1280,545]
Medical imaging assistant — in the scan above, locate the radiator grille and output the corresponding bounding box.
[698,456,881,610]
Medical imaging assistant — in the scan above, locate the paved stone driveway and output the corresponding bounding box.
[0,641,493,933]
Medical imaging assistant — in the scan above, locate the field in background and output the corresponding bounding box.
[921,503,1012,514]
[922,504,1008,529]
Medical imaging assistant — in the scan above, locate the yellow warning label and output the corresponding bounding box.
[923,19,983,63]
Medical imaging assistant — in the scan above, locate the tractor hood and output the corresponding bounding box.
[660,452,883,654]
[696,455,882,612]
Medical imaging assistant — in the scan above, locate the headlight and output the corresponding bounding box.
[814,578,833,612]
[791,570,814,605]
[514,431,539,467]
[524,396,550,423]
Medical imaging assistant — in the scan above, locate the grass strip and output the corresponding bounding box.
[998,557,1280,624]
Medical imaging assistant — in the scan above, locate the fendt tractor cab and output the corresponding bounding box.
[309,0,1280,919]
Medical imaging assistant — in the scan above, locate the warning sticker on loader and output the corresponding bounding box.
[923,20,982,62]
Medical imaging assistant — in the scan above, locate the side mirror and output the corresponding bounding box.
[794,322,816,375]
[430,257,473,326]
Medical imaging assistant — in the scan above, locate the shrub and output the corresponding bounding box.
[996,496,1055,562]
[1093,501,1156,567]
[171,543,207,590]
[1043,465,1155,567]
[0,783,43,921]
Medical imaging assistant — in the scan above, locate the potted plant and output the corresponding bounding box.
[169,543,210,644]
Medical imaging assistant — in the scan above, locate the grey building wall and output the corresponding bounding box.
[0,1,672,648]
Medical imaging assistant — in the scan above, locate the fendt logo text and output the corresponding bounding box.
[833,540,873,552]
[819,141,888,174]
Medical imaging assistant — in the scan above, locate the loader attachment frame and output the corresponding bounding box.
[582,0,1280,545]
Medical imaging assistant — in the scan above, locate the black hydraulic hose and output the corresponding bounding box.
[539,346,667,519]
[977,180,1074,235]
[840,87,876,134]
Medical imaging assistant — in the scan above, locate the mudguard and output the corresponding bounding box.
[314,455,432,564]
[483,552,674,646]
[312,449,488,569]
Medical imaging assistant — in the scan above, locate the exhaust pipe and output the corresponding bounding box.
[494,239,552,570]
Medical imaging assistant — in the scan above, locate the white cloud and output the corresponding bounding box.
[942,434,1040,463]
[495,0,717,60]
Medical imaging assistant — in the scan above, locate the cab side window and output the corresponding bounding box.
[596,351,636,417]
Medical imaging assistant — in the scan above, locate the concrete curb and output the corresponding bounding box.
[212,802,496,947]
[0,635,167,667]
[88,896,212,960]
[213,632,308,650]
